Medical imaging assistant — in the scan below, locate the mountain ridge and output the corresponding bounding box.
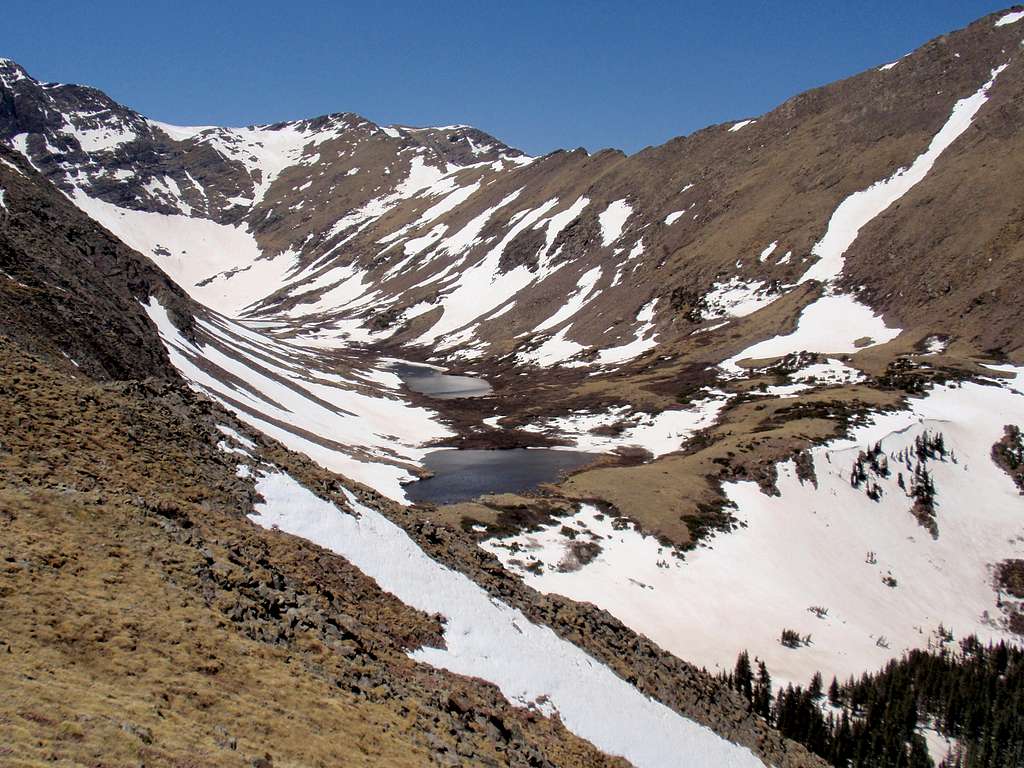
[2,8,1024,766]
[4,7,1019,367]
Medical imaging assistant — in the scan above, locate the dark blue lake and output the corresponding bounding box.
[405,448,597,505]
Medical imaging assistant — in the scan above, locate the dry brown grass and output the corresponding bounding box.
[0,341,627,768]
[0,489,432,768]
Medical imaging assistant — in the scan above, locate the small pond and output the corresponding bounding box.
[392,362,492,400]
[405,448,597,505]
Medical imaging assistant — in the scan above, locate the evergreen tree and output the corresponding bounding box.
[759,636,1024,768]
[809,671,824,700]
[753,659,773,721]
[734,650,754,703]
[828,675,842,708]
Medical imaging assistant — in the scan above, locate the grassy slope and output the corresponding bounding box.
[0,339,626,768]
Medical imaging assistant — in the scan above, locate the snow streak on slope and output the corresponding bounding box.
[799,64,1007,286]
[249,469,765,768]
[514,267,605,367]
[598,199,632,246]
[533,266,603,333]
[143,298,451,500]
[485,370,1024,687]
[535,195,589,255]
[414,198,560,345]
[722,64,1007,372]
[594,299,660,366]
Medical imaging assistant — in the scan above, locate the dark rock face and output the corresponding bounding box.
[0,143,193,380]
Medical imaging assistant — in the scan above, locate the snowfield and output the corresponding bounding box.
[73,190,287,316]
[484,368,1024,687]
[143,298,452,501]
[249,469,765,768]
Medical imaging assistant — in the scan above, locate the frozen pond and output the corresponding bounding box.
[392,362,492,399]
[406,448,597,505]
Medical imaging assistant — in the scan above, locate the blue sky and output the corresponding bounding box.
[1,1,1011,155]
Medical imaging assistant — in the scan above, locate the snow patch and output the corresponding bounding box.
[758,241,778,262]
[701,278,780,320]
[598,199,632,247]
[250,469,765,768]
[722,294,900,373]
[995,10,1024,26]
[523,392,728,458]
[594,299,660,366]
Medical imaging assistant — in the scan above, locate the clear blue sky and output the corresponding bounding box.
[1,1,1012,155]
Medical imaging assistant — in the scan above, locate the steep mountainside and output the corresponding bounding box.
[0,143,193,380]
[3,7,1024,767]
[0,132,814,768]
[3,11,1023,367]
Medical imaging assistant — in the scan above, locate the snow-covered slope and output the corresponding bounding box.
[484,367,1024,686]
[5,16,1024,366]
[249,467,766,768]
[142,297,449,500]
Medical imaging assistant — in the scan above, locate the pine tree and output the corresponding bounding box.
[809,671,823,700]
[734,650,753,703]
[828,675,842,708]
[771,637,1024,768]
[753,659,773,721]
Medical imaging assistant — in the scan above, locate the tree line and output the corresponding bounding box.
[722,636,1023,767]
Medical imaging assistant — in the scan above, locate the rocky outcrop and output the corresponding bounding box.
[0,143,194,380]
